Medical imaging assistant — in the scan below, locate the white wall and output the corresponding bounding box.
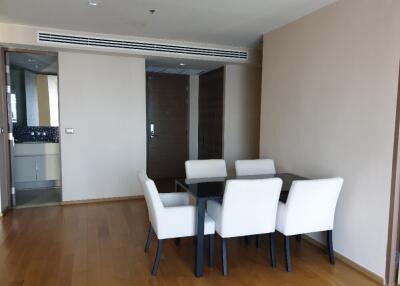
[59,52,146,201]
[260,0,400,279]
[224,64,261,174]
[189,75,199,160]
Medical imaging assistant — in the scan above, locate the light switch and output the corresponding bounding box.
[65,128,74,134]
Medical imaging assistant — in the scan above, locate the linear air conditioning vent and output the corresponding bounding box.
[37,32,248,60]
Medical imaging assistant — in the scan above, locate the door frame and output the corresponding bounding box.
[0,48,12,213]
[386,62,400,285]
[145,71,189,179]
[1,47,62,208]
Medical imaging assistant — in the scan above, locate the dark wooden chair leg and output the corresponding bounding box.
[209,234,215,267]
[296,234,302,242]
[221,238,228,276]
[144,224,154,253]
[284,235,292,272]
[175,238,180,246]
[151,239,164,275]
[327,230,335,264]
[256,235,261,249]
[269,232,277,268]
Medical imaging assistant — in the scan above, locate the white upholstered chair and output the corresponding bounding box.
[276,177,344,272]
[235,159,276,176]
[234,159,277,247]
[138,171,190,208]
[138,171,216,275]
[207,178,283,275]
[138,170,192,251]
[185,159,227,179]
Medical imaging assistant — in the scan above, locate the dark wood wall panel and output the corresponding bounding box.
[198,67,224,159]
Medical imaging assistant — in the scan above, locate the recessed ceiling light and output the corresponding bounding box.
[88,0,99,6]
[179,63,185,66]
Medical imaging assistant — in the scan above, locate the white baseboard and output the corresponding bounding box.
[61,195,144,205]
[303,235,385,285]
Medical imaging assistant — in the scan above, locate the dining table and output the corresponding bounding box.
[174,172,307,277]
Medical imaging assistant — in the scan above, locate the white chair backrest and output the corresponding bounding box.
[137,170,150,209]
[138,170,149,193]
[138,171,164,232]
[284,178,344,234]
[235,159,276,176]
[185,159,227,179]
[220,178,282,237]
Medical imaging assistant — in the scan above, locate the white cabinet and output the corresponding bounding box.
[14,155,61,182]
[14,156,37,182]
[14,143,60,156]
[36,155,61,181]
[14,143,61,183]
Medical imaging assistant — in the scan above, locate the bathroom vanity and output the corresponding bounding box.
[14,142,61,188]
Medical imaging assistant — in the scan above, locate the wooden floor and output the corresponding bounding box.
[0,199,379,286]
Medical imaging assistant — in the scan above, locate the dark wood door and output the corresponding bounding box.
[198,67,224,159]
[146,72,188,179]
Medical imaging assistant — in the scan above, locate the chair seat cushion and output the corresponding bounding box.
[159,192,191,207]
[204,212,216,235]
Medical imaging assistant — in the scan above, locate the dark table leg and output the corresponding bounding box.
[195,198,206,277]
[256,235,261,248]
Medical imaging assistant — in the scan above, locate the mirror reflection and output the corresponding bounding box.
[9,52,59,128]
[9,52,60,143]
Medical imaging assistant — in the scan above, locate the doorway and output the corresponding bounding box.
[5,51,62,208]
[145,59,225,192]
[146,72,189,189]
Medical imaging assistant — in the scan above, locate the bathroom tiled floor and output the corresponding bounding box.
[15,188,61,208]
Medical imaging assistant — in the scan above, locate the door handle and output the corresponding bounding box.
[0,127,3,134]
[149,123,157,139]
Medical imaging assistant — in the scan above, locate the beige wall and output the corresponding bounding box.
[260,0,400,279]
[189,75,199,160]
[224,64,261,174]
[59,51,146,201]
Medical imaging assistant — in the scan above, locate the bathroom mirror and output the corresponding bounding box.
[9,52,59,128]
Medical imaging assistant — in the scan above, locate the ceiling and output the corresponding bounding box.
[9,52,58,74]
[146,57,223,75]
[0,0,335,48]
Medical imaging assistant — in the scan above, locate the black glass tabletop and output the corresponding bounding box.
[175,173,307,203]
